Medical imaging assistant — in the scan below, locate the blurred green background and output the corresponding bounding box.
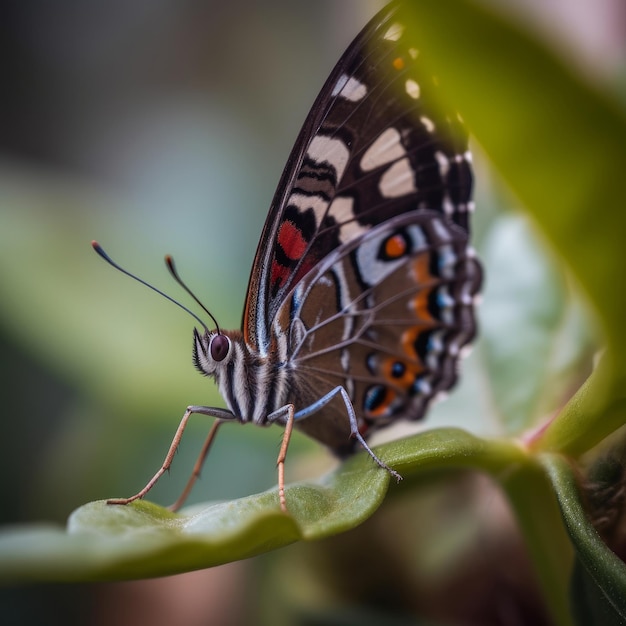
[0,0,623,624]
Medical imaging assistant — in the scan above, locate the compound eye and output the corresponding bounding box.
[210,334,230,362]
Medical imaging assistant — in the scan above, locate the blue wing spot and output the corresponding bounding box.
[391,361,406,378]
[364,384,386,412]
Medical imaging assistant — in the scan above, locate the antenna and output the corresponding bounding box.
[165,255,221,334]
[91,241,211,334]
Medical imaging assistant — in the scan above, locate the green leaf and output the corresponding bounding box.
[0,429,531,582]
[541,454,626,622]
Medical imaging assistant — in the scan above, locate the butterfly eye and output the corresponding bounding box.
[210,334,230,362]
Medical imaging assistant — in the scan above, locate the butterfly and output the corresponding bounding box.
[94,0,482,513]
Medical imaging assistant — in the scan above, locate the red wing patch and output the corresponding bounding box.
[277,220,308,261]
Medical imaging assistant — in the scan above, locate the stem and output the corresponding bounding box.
[501,459,574,626]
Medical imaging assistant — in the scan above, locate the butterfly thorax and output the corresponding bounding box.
[192,327,288,425]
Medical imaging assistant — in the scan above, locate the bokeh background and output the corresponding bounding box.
[0,1,623,624]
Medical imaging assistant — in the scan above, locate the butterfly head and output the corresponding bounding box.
[193,328,233,376]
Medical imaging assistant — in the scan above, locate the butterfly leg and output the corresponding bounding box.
[168,417,224,512]
[294,386,403,482]
[266,404,295,513]
[107,405,236,509]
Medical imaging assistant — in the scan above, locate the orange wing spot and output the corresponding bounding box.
[382,358,423,389]
[402,327,425,362]
[412,290,435,322]
[384,234,407,258]
[412,252,435,284]
[277,220,308,261]
[393,57,404,71]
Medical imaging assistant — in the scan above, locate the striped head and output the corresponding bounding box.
[193,327,279,425]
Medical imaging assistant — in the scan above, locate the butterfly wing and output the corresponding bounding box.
[240,1,481,452]
[243,1,472,353]
[278,210,481,452]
